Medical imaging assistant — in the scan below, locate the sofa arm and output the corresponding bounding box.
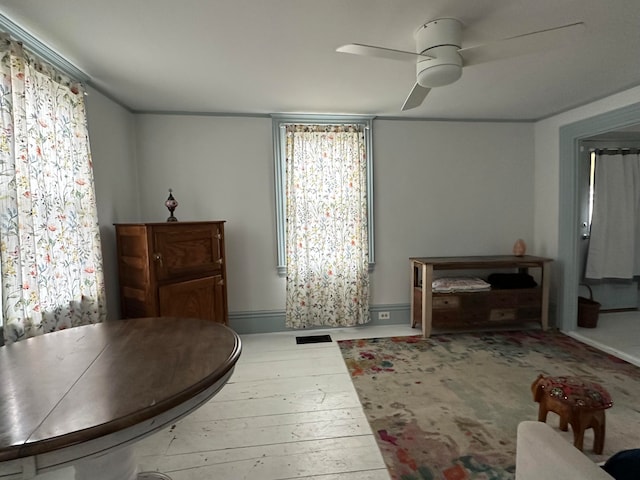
[516,421,613,479]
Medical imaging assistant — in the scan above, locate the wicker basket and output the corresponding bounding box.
[578,284,601,328]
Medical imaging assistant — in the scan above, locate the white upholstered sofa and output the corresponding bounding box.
[516,421,614,479]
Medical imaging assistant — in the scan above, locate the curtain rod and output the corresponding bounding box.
[592,148,640,155]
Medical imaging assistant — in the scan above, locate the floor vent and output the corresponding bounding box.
[295,334,332,345]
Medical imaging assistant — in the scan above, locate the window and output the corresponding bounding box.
[0,34,106,343]
[272,115,375,276]
[272,115,374,328]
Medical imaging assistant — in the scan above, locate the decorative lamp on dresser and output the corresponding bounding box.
[114,221,228,324]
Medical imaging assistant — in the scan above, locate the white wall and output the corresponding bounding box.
[134,115,281,313]
[372,120,534,303]
[85,87,139,319]
[133,115,534,314]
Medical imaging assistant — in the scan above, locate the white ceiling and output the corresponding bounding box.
[1,0,639,121]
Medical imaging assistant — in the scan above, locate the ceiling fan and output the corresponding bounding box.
[337,18,585,111]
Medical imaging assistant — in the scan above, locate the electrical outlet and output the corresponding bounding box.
[378,311,390,320]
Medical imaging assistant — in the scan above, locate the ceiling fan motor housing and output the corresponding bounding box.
[415,18,463,88]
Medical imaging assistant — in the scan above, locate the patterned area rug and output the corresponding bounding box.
[338,330,640,480]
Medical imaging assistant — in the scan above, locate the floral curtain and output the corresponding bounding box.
[285,124,370,328]
[0,36,106,344]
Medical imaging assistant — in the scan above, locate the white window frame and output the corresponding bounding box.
[272,114,375,276]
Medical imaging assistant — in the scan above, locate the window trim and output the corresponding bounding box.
[271,114,375,276]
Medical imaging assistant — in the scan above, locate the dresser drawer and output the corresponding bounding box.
[518,306,542,319]
[489,290,519,308]
[461,293,489,309]
[489,308,517,322]
[432,309,460,325]
[433,295,460,309]
[461,309,491,324]
[518,289,542,306]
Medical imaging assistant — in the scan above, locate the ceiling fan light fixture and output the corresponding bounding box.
[415,46,462,88]
[417,63,462,88]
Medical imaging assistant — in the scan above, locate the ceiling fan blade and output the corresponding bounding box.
[460,21,585,66]
[337,43,432,62]
[401,83,431,111]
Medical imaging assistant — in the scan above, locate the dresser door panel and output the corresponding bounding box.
[153,225,222,281]
[213,276,227,325]
[159,277,216,321]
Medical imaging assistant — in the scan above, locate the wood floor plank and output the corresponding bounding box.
[135,407,370,457]
[137,435,386,480]
[182,406,367,429]
[164,416,373,455]
[186,390,362,421]
[296,471,391,480]
[238,344,339,363]
[213,373,356,402]
[230,356,348,382]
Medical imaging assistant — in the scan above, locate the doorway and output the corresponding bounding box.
[578,132,640,311]
[557,101,640,332]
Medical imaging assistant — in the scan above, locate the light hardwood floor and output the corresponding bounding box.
[571,310,640,367]
[134,313,640,479]
[134,324,416,480]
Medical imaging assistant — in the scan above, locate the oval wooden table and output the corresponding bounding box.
[0,317,241,480]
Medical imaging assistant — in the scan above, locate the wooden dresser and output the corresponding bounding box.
[410,255,552,337]
[114,221,228,324]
